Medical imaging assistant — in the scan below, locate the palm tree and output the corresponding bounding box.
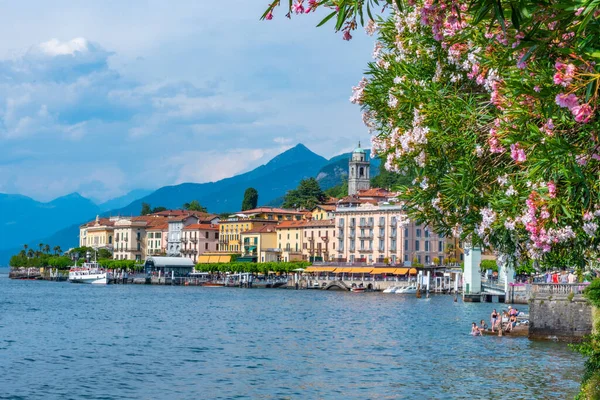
[23,244,28,252]
[53,246,62,255]
[19,250,26,257]
[27,249,34,258]
[38,243,43,253]
[43,244,50,254]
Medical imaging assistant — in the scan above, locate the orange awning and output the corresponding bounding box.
[371,268,399,274]
[409,268,418,274]
[348,267,375,274]
[334,267,354,273]
[394,268,409,275]
[305,266,336,272]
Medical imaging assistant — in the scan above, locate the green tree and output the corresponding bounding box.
[241,188,259,211]
[151,206,167,213]
[43,244,50,254]
[27,249,34,258]
[98,248,113,259]
[324,179,348,199]
[141,202,152,216]
[53,245,62,255]
[282,178,327,210]
[183,200,207,212]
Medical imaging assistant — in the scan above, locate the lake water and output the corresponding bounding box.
[0,270,583,399]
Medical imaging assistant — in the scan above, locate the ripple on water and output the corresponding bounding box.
[0,276,584,399]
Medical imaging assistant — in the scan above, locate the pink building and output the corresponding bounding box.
[335,202,447,265]
[146,223,168,257]
[181,224,220,263]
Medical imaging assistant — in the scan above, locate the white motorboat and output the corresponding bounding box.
[383,286,398,293]
[69,262,110,285]
[395,285,418,294]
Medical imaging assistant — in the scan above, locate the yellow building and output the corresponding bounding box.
[79,216,115,249]
[276,220,305,262]
[240,225,278,262]
[218,218,278,252]
[310,204,336,221]
[218,207,302,252]
[236,207,305,221]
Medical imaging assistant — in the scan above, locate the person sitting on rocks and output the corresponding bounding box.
[506,315,518,332]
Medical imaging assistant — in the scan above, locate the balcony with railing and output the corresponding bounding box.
[190,238,198,243]
[358,232,374,239]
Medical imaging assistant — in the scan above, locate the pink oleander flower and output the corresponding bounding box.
[572,103,593,123]
[584,211,594,221]
[547,181,556,198]
[575,7,585,16]
[265,11,273,20]
[292,0,305,14]
[488,131,505,153]
[343,30,352,41]
[541,118,554,136]
[555,93,579,109]
[553,62,576,87]
[533,85,541,92]
[510,143,527,163]
[305,0,318,13]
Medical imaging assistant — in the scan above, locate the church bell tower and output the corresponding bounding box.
[348,141,370,196]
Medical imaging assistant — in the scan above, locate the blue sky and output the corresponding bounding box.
[0,1,374,202]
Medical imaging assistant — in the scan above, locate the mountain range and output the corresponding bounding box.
[0,144,375,264]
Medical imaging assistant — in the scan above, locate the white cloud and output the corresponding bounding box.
[0,1,375,202]
[37,37,90,56]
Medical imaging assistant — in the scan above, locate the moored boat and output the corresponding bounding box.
[69,262,110,285]
[383,286,398,293]
[351,287,366,293]
[395,285,418,294]
[202,282,225,287]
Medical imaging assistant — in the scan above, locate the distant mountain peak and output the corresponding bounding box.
[267,143,326,168]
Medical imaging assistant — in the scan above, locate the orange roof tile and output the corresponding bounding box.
[242,225,277,234]
[238,207,304,215]
[183,223,219,231]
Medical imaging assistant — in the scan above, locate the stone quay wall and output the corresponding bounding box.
[529,284,592,342]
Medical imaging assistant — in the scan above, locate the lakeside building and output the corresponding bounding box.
[300,219,336,261]
[310,204,336,221]
[331,145,448,266]
[79,216,115,249]
[218,207,304,253]
[275,221,305,261]
[240,225,278,262]
[79,210,219,262]
[146,223,168,257]
[181,224,220,263]
[334,203,448,265]
[113,217,150,261]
